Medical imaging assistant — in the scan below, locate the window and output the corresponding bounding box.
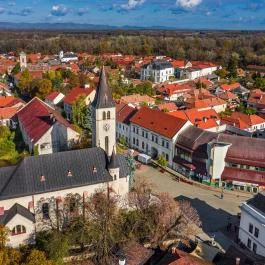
[247,238,251,248]
[162,140,164,147]
[136,139,139,146]
[105,136,109,155]
[133,138,135,144]
[142,142,145,149]
[166,142,169,149]
[249,223,253,234]
[152,135,154,142]
[103,111,106,120]
[166,154,169,161]
[42,203,49,219]
[254,227,259,238]
[145,132,148,139]
[253,243,257,254]
[114,174,117,181]
[107,111,111,119]
[142,131,145,137]
[12,225,26,236]
[69,198,76,213]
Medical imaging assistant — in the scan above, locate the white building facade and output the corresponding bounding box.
[140,61,174,83]
[239,193,265,257]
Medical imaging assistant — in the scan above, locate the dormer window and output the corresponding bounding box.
[67,169,72,177]
[93,166,97,173]
[40,175,46,182]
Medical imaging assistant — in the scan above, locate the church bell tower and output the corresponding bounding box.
[91,67,116,157]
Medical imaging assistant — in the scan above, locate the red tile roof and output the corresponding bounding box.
[187,97,226,110]
[169,109,219,129]
[171,60,186,68]
[221,167,265,186]
[45,91,61,101]
[0,96,25,108]
[190,61,217,69]
[0,106,19,119]
[221,112,265,129]
[130,107,187,138]
[64,87,94,105]
[220,82,240,91]
[158,102,178,112]
[17,97,74,143]
[248,90,265,109]
[218,91,238,100]
[120,94,155,104]
[169,250,212,265]
[158,83,193,96]
[116,103,138,125]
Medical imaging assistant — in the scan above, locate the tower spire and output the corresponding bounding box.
[109,145,120,169]
[91,66,115,109]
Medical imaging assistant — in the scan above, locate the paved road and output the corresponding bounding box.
[135,165,253,234]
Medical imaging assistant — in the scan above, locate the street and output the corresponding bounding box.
[135,164,252,233]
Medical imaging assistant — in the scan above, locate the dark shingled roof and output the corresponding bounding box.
[0,203,35,225]
[91,67,115,109]
[143,60,173,70]
[109,148,120,169]
[0,147,129,200]
[176,126,217,157]
[218,134,265,167]
[247,191,265,215]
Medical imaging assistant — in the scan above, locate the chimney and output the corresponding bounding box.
[93,166,97,173]
[236,257,240,265]
[67,169,72,177]
[0,207,4,216]
[119,257,126,265]
[40,175,46,182]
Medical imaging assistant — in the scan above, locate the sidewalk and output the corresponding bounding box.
[151,160,251,199]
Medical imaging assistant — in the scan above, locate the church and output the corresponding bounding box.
[0,68,130,247]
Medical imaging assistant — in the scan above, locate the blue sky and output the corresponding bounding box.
[0,0,265,29]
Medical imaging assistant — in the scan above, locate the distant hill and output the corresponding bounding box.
[0,22,175,31]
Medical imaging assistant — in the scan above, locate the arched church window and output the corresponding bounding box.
[12,225,26,235]
[42,203,49,219]
[103,111,106,120]
[105,136,109,155]
[69,197,76,213]
[107,111,111,119]
[114,174,117,181]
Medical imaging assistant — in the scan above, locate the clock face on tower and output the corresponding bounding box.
[103,123,110,132]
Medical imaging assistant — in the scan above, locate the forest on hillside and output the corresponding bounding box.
[1,30,265,67]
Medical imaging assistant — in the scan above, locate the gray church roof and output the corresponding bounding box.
[0,203,35,225]
[0,147,129,200]
[91,67,115,109]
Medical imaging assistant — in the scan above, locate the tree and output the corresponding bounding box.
[34,78,53,99]
[18,69,33,95]
[85,190,123,264]
[0,225,9,249]
[46,232,69,265]
[68,216,90,251]
[0,247,21,265]
[0,126,19,167]
[157,154,168,167]
[22,249,54,265]
[72,95,87,127]
[69,73,79,88]
[11,62,20,75]
[83,106,92,132]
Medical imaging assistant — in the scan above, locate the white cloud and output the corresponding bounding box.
[121,0,146,10]
[51,5,69,16]
[176,0,202,9]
